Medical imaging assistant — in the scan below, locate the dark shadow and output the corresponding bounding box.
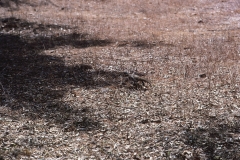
[0,17,161,49]
[0,0,20,9]
[116,40,174,48]
[0,0,58,10]
[181,120,240,160]
[0,17,150,131]
[0,17,73,32]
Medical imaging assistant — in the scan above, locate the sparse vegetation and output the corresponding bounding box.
[0,0,240,159]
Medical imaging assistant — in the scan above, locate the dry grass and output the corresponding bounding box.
[0,0,240,159]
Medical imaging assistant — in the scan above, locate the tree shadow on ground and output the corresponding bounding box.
[0,0,58,10]
[180,119,240,160]
[0,17,150,131]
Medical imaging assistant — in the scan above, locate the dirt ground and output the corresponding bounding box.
[0,0,240,159]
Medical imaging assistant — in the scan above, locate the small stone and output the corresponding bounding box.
[199,74,206,78]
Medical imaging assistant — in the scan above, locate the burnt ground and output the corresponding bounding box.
[0,0,240,159]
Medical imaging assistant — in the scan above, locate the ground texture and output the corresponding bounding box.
[0,0,240,159]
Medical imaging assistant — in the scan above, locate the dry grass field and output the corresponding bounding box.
[0,0,240,159]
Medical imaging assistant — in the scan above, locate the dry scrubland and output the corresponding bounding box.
[0,0,240,159]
